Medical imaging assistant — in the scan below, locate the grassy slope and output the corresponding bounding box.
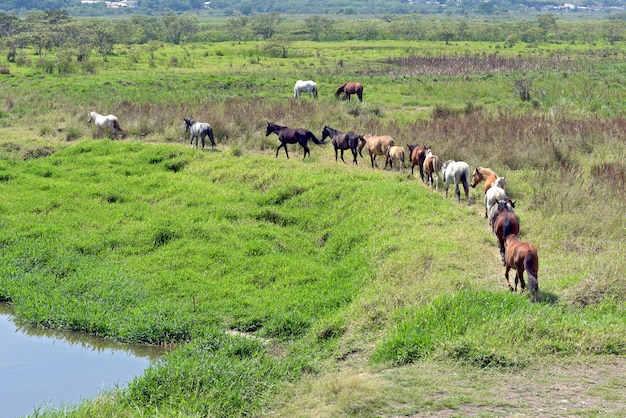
[0,37,625,416]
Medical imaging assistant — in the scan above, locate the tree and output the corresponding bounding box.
[162,12,198,44]
[250,12,282,40]
[304,15,334,41]
[88,19,117,62]
[226,16,251,43]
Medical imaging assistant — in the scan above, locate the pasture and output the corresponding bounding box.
[0,31,625,417]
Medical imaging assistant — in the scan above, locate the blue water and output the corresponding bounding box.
[0,306,161,418]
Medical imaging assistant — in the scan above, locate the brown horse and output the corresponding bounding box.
[493,210,520,266]
[358,133,394,168]
[335,82,363,102]
[423,148,441,189]
[407,144,427,181]
[265,122,323,159]
[504,234,539,302]
[321,125,361,164]
[470,167,500,194]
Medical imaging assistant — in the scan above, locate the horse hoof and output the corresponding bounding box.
[508,286,514,292]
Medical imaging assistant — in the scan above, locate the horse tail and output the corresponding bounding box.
[524,248,539,297]
[113,119,123,132]
[309,131,323,145]
[335,82,347,98]
[208,126,216,146]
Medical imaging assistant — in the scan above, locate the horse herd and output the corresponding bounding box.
[87,105,539,302]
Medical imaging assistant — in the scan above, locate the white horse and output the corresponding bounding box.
[88,111,124,138]
[484,186,509,219]
[293,80,318,99]
[441,160,471,203]
[184,117,216,150]
[493,176,506,190]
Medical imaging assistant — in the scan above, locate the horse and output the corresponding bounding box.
[441,160,470,203]
[493,176,506,190]
[387,146,405,171]
[184,117,216,150]
[358,133,394,169]
[484,186,509,219]
[423,148,442,190]
[88,111,125,138]
[335,82,363,102]
[488,198,516,230]
[470,167,500,194]
[407,144,427,181]
[493,210,520,266]
[321,125,360,165]
[294,80,318,99]
[265,122,323,160]
[504,234,539,302]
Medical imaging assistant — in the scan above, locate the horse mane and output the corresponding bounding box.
[335,82,348,97]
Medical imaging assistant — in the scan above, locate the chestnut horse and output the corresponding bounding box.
[407,144,427,181]
[358,133,394,168]
[504,234,539,302]
[335,82,363,102]
[423,148,441,190]
[493,210,520,265]
[470,167,500,194]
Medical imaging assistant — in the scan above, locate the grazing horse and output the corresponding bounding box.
[423,148,442,190]
[321,125,360,165]
[335,82,363,102]
[441,160,470,203]
[294,80,318,99]
[470,167,500,194]
[358,133,394,169]
[488,199,516,230]
[387,146,405,171]
[493,210,520,265]
[184,117,216,150]
[484,186,509,219]
[88,111,125,138]
[407,144,427,181]
[504,234,539,302]
[265,122,323,160]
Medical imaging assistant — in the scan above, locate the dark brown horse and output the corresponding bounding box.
[321,125,361,165]
[493,210,520,266]
[407,144,427,181]
[265,122,323,159]
[335,82,363,102]
[504,234,539,302]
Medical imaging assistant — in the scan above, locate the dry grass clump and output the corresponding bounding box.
[384,52,596,77]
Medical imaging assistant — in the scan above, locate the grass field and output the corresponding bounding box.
[0,33,625,417]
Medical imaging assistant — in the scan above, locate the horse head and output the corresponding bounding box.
[87,112,94,124]
[470,167,482,188]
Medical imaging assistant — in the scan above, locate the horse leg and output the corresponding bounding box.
[276,143,283,158]
[334,147,339,162]
[302,144,310,160]
[351,149,358,165]
[200,134,206,150]
[505,265,514,291]
[455,182,461,203]
[340,149,346,163]
[370,154,375,168]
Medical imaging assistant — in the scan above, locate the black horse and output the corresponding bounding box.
[265,122,323,159]
[321,125,361,165]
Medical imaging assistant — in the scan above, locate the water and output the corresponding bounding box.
[0,304,162,418]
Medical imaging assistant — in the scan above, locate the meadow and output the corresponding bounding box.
[0,25,625,417]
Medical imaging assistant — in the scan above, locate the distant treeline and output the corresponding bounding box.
[1,0,626,16]
[0,9,624,68]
